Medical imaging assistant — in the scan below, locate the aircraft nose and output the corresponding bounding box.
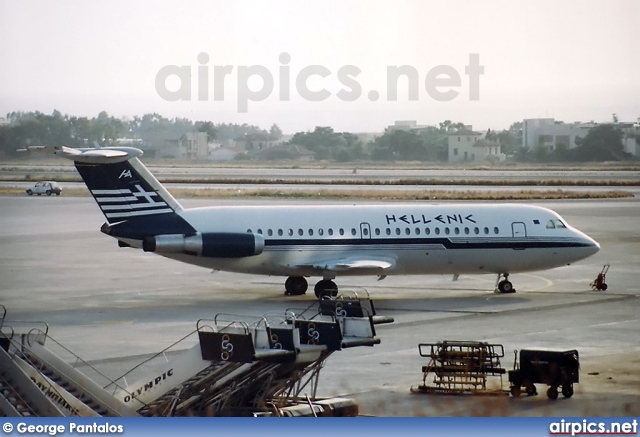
[584,235,600,256]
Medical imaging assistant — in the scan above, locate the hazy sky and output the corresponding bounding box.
[1,0,639,133]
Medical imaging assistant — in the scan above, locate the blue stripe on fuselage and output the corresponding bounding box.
[264,237,592,250]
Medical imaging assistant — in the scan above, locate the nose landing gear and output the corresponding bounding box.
[495,273,516,294]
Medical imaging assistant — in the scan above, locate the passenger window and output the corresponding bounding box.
[257,229,263,234]
[247,229,252,233]
[435,228,440,235]
[425,228,431,235]
[339,228,344,236]
[405,228,410,235]
[375,228,380,236]
[415,228,421,235]
[445,228,450,235]
[494,227,499,234]
[288,229,294,236]
[386,228,391,236]
[395,228,401,235]
[362,228,369,236]
[267,229,273,236]
[484,227,489,235]
[278,229,283,236]
[464,227,469,235]
[474,227,479,235]
[328,229,334,236]
[319,229,324,236]
[351,228,357,236]
[308,229,314,236]
[454,227,460,235]
[298,229,303,236]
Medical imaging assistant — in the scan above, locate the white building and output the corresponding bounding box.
[447,127,504,163]
[142,131,209,159]
[523,117,640,157]
[386,120,427,131]
[523,118,594,151]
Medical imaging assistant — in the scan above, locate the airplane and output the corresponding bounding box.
[46,145,599,298]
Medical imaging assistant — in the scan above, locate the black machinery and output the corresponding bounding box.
[508,349,580,399]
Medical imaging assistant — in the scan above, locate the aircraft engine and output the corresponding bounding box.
[143,232,264,258]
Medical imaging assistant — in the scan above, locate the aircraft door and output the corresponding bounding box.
[512,222,527,238]
[360,223,371,239]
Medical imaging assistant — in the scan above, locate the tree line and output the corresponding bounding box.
[0,111,280,156]
[0,110,635,162]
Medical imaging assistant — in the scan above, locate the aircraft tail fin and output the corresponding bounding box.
[55,146,183,223]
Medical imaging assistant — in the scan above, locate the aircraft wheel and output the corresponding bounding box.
[284,276,308,296]
[547,386,559,400]
[562,385,574,398]
[510,385,521,397]
[314,280,338,299]
[498,280,515,293]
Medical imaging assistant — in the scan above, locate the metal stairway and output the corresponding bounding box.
[0,292,392,417]
[0,306,138,417]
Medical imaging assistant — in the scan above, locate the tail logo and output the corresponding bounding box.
[92,184,173,219]
[119,169,133,179]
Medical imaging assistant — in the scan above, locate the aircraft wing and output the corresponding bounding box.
[296,257,395,273]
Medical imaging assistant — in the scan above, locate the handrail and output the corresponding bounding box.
[21,328,134,399]
[197,318,247,334]
[1,326,15,342]
[107,328,200,390]
[285,299,326,321]
[26,328,48,347]
[336,287,371,301]
[3,320,49,344]
[0,304,6,329]
[263,311,297,328]
[213,313,269,331]
[0,331,88,416]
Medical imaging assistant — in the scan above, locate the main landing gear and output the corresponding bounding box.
[495,273,516,294]
[284,276,339,299]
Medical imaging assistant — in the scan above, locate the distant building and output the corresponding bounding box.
[522,118,593,151]
[141,132,209,159]
[523,117,640,157]
[386,120,427,131]
[447,126,503,163]
[181,132,209,159]
[236,139,286,151]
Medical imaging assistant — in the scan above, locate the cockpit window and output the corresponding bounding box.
[546,219,566,229]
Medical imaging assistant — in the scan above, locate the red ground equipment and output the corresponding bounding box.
[590,264,609,291]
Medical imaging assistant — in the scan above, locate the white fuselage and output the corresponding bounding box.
[159,203,599,279]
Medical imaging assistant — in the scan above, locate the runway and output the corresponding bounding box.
[1,195,639,416]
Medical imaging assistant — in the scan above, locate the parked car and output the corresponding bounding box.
[26,181,62,196]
